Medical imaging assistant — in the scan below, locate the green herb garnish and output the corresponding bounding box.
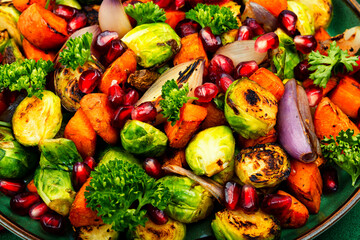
[125,2,166,25]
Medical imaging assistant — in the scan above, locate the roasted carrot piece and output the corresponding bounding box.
[302,77,338,96]
[13,0,55,12]
[64,108,97,159]
[27,179,37,193]
[314,27,331,54]
[165,11,186,29]
[22,39,56,62]
[69,178,103,228]
[80,93,119,145]
[99,49,137,94]
[249,68,285,100]
[164,103,207,149]
[314,97,360,140]
[237,128,277,148]
[287,160,322,214]
[162,148,187,169]
[199,102,227,130]
[249,0,287,16]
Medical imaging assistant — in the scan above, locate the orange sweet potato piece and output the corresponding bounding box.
[22,39,56,62]
[99,49,137,94]
[69,178,103,228]
[314,27,331,54]
[27,179,37,193]
[80,93,119,145]
[287,160,322,214]
[199,102,227,129]
[165,11,186,29]
[249,68,284,100]
[277,190,309,228]
[302,77,338,96]
[13,0,55,12]
[237,128,277,148]
[249,0,287,16]
[162,149,187,169]
[164,103,207,149]
[64,108,97,159]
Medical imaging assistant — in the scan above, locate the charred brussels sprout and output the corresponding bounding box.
[158,176,214,224]
[291,0,332,29]
[235,143,290,188]
[185,126,235,177]
[287,1,315,35]
[225,78,278,139]
[211,208,281,240]
[121,120,168,157]
[98,147,140,166]
[75,224,119,240]
[122,23,181,68]
[12,90,62,146]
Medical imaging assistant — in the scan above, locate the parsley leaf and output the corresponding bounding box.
[308,41,359,88]
[59,32,93,70]
[186,3,238,35]
[124,2,166,25]
[321,129,360,186]
[85,159,171,232]
[0,59,54,98]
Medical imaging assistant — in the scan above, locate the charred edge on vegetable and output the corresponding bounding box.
[245,89,260,106]
[46,23,67,37]
[177,58,203,85]
[226,97,239,115]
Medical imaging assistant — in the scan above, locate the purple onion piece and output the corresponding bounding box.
[249,2,278,32]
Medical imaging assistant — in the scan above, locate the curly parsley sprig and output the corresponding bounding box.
[125,2,166,25]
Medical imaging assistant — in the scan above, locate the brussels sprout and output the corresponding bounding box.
[185,126,235,177]
[1,38,23,64]
[224,78,278,139]
[131,218,186,240]
[76,224,119,240]
[211,208,281,240]
[0,127,37,178]
[235,143,290,188]
[158,176,214,224]
[0,5,22,46]
[212,157,235,185]
[221,29,238,46]
[12,90,62,146]
[98,147,141,166]
[292,0,332,29]
[121,120,168,157]
[56,0,81,10]
[127,69,160,92]
[287,1,315,35]
[122,23,181,68]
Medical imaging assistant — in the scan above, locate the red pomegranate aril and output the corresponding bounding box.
[0,179,26,197]
[199,27,222,53]
[103,39,126,66]
[255,32,279,53]
[235,61,259,78]
[95,31,119,52]
[236,26,253,41]
[243,18,265,36]
[224,181,241,210]
[217,73,235,93]
[175,19,201,38]
[278,10,298,36]
[153,0,171,8]
[146,205,168,225]
[72,162,91,191]
[29,202,49,220]
[305,85,323,107]
[321,166,338,194]
[83,156,97,171]
[294,60,312,81]
[123,89,140,106]
[0,52,3,63]
[67,12,87,34]
[208,54,235,82]
[131,102,157,122]
[194,83,219,103]
[112,106,134,129]
[261,194,292,215]
[143,158,163,179]
[40,213,65,235]
[108,83,126,108]
[10,192,41,216]
[350,55,360,75]
[175,0,186,9]
[240,184,259,213]
[79,69,101,94]
[53,5,77,21]
[294,35,317,54]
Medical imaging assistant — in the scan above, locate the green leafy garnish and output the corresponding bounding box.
[125,2,166,25]
[160,80,197,126]
[0,59,54,98]
[321,129,360,186]
[59,32,93,70]
[186,3,238,35]
[309,41,359,88]
[85,159,171,232]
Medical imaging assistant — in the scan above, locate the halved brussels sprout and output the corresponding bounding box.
[287,1,315,35]
[121,120,168,157]
[1,38,23,64]
[225,78,278,139]
[211,208,281,240]
[185,126,235,177]
[75,224,119,240]
[292,0,332,29]
[12,90,62,146]
[98,147,140,166]
[235,143,290,188]
[158,176,214,224]
[212,157,235,185]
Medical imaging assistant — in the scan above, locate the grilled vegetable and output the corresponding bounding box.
[0,4,22,46]
[291,0,332,29]
[1,38,23,64]
[127,70,160,92]
[287,1,315,35]
[75,224,119,240]
[98,147,140,166]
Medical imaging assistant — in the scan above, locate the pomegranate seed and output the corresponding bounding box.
[217,73,234,93]
[175,19,201,38]
[153,0,171,8]
[236,26,253,41]
[131,102,157,122]
[72,162,91,191]
[240,184,259,213]
[194,83,219,103]
[0,179,25,197]
[208,54,235,82]
[67,12,87,34]
[79,69,101,94]
[224,181,241,210]
[83,157,97,171]
[255,32,279,53]
[278,10,298,37]
[294,60,312,81]
[29,202,49,220]
[321,166,338,194]
[103,39,126,66]
[294,35,317,54]
[261,194,292,215]
[235,61,259,78]
[95,31,119,52]
[175,0,185,9]
[40,213,65,235]
[53,5,77,21]
[146,205,168,225]
[143,158,163,179]
[112,106,134,129]
[108,83,126,108]
[123,89,140,106]
[0,52,3,63]
[10,192,41,216]
[305,85,323,107]
[243,18,265,36]
[349,56,360,75]
[199,27,222,53]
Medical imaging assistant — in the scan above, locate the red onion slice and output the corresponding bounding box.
[249,2,278,32]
